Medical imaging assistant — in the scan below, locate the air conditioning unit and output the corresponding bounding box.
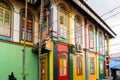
[75,44,83,52]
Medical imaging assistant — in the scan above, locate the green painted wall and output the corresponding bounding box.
[0,42,38,80]
[99,55,104,80]
[69,46,73,80]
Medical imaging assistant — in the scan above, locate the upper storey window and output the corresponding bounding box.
[88,25,94,49]
[0,1,11,37]
[74,16,82,44]
[99,31,103,53]
[20,10,33,42]
[58,5,68,40]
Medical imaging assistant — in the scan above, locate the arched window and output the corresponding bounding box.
[20,10,33,42]
[76,55,82,75]
[74,16,82,44]
[58,5,68,40]
[58,53,68,76]
[89,25,94,49]
[0,1,11,37]
[90,57,95,74]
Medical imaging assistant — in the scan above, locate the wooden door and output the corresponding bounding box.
[40,55,48,80]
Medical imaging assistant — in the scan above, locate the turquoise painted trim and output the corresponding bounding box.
[96,27,99,52]
[52,37,57,41]
[85,50,89,80]
[0,36,11,41]
[69,46,73,80]
[99,55,105,80]
[58,38,68,44]
[95,27,98,52]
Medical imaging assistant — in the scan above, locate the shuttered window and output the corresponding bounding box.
[89,25,94,49]
[58,5,68,40]
[74,16,82,44]
[59,53,68,76]
[99,31,103,53]
[90,57,95,74]
[100,59,103,74]
[76,56,82,75]
[0,2,11,37]
[21,11,33,42]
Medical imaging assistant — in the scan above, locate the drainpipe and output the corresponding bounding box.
[39,0,44,80]
[22,0,28,80]
[84,17,89,80]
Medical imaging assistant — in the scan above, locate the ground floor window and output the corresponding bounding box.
[76,55,82,75]
[59,53,68,76]
[90,57,95,74]
[100,60,104,74]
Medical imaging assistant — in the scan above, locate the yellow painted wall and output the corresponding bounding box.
[96,54,99,79]
[73,52,86,80]
[88,52,97,80]
[49,41,53,80]
[20,40,33,45]
[68,3,72,44]
[69,11,72,44]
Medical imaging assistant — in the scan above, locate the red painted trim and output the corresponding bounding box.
[58,43,68,53]
[58,43,68,80]
[84,17,87,48]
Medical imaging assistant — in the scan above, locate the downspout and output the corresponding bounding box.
[39,0,44,80]
[84,17,89,80]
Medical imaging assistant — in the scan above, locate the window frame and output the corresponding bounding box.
[88,25,94,49]
[74,16,82,45]
[90,57,95,74]
[58,5,68,40]
[20,10,34,43]
[99,31,103,53]
[76,55,82,75]
[0,1,11,37]
[58,52,68,76]
[100,59,104,74]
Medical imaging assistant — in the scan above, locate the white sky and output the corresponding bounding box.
[86,0,120,54]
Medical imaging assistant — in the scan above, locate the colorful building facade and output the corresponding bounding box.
[0,0,116,80]
[0,0,39,80]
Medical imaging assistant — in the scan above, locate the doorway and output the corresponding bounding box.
[40,54,48,80]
